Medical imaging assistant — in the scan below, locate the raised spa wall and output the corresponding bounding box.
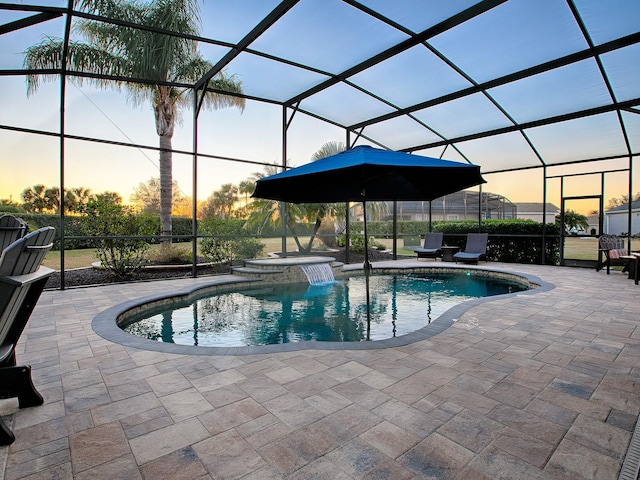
[229,256,541,291]
[231,256,346,284]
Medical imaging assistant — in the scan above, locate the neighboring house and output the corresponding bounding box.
[604,200,640,235]
[376,190,517,222]
[586,214,600,236]
[513,202,560,224]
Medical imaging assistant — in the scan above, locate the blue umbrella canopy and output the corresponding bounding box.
[252,145,485,204]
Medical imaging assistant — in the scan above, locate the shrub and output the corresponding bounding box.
[199,218,265,264]
[342,225,367,253]
[81,201,154,277]
[345,219,560,265]
[148,244,192,264]
[171,216,192,243]
[233,238,266,259]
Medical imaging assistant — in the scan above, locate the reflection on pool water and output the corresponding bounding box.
[121,272,530,347]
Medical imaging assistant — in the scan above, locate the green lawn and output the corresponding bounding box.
[562,237,599,260]
[42,237,312,270]
[563,236,639,260]
[42,235,638,270]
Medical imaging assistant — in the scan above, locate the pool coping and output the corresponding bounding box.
[91,264,555,356]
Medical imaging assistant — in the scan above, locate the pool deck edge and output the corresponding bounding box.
[91,262,554,356]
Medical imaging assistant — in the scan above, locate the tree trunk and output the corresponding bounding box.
[155,94,176,248]
[301,216,323,253]
[287,220,304,252]
[159,134,173,245]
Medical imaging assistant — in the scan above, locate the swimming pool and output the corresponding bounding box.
[120,272,530,347]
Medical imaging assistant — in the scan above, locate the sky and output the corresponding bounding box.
[1,0,639,215]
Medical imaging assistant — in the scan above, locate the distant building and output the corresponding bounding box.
[351,195,561,225]
[586,214,600,236]
[513,202,560,224]
[604,201,640,235]
[377,191,517,221]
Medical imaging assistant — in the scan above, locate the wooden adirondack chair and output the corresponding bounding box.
[0,215,26,252]
[596,234,629,274]
[0,227,55,445]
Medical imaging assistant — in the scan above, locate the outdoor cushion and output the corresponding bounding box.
[414,232,443,260]
[453,233,488,264]
[607,248,626,259]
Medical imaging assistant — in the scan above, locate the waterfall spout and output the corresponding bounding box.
[299,263,336,285]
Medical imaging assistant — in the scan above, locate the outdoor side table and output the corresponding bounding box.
[441,246,460,262]
[631,253,640,285]
[619,254,639,285]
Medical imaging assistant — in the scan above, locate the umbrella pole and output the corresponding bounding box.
[362,199,371,272]
[362,197,372,332]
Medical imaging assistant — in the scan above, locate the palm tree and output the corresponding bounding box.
[557,209,589,234]
[21,184,49,213]
[203,183,238,219]
[130,177,184,215]
[23,0,245,244]
[0,199,23,214]
[65,187,95,213]
[247,188,338,253]
[238,180,255,216]
[95,191,123,205]
[311,141,346,161]
[246,144,348,254]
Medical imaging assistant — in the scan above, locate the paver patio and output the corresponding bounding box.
[1,260,639,479]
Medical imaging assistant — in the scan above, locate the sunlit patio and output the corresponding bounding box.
[1,260,639,479]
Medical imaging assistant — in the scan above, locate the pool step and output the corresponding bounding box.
[231,266,284,275]
[231,257,345,284]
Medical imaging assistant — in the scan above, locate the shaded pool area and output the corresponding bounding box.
[92,264,552,355]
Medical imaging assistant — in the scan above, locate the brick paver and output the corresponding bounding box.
[1,261,639,479]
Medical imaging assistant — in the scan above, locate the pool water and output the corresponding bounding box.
[122,273,528,347]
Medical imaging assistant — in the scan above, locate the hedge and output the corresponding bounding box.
[350,219,561,265]
[4,212,560,264]
[6,213,314,249]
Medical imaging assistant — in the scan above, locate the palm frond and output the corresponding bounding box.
[75,19,144,58]
[148,0,201,37]
[201,70,246,112]
[74,0,144,22]
[312,141,346,161]
[173,55,211,83]
[26,0,243,119]
[24,38,127,94]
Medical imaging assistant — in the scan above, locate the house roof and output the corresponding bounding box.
[514,202,560,213]
[607,200,640,213]
[385,191,516,214]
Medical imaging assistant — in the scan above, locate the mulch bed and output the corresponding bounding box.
[44,248,397,289]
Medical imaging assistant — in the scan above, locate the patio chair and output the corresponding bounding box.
[453,233,488,264]
[414,232,443,260]
[0,215,26,252]
[595,234,629,274]
[0,227,55,446]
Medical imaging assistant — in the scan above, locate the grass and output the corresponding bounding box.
[42,237,311,270]
[42,235,638,270]
[563,236,639,260]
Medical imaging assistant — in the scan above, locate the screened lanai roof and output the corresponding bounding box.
[1,0,640,175]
